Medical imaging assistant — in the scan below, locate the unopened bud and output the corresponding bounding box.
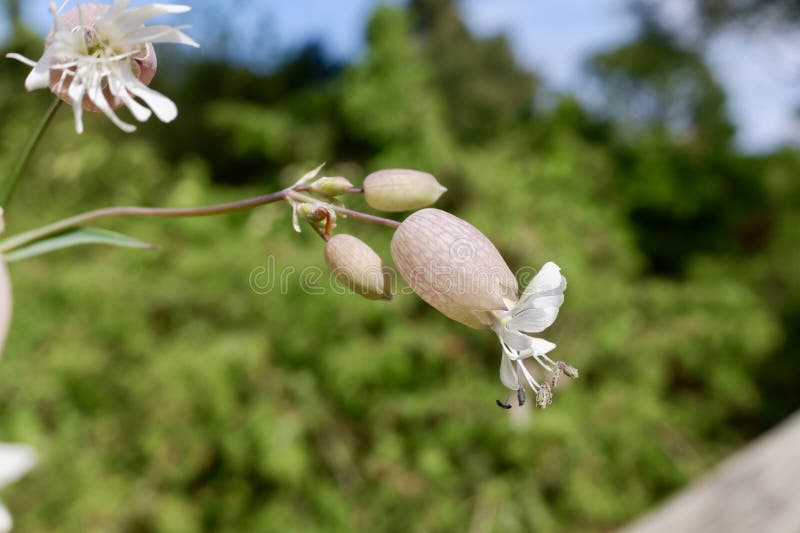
[325,234,393,301]
[390,208,518,329]
[296,204,317,219]
[309,177,354,197]
[364,169,447,212]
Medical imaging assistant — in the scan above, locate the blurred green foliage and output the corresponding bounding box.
[0,2,798,532]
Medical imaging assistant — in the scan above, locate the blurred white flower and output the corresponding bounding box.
[6,1,199,133]
[0,444,36,533]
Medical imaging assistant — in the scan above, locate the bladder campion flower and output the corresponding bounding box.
[391,208,577,409]
[0,443,36,533]
[6,1,199,133]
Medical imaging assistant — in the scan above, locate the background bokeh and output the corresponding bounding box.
[1,0,799,531]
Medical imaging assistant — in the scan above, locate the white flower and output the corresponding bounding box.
[0,444,36,533]
[490,262,575,408]
[391,209,577,409]
[6,1,199,134]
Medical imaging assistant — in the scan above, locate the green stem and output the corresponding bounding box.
[0,188,290,253]
[0,98,62,206]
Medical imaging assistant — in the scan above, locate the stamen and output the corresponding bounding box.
[557,361,579,379]
[496,390,514,409]
[535,383,553,409]
[532,354,554,372]
[541,354,558,366]
[551,366,562,388]
[516,361,541,392]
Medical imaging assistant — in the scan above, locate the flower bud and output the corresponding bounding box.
[309,177,354,197]
[296,203,337,233]
[390,208,518,329]
[325,234,393,301]
[363,169,447,212]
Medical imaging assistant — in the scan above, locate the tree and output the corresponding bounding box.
[409,0,538,143]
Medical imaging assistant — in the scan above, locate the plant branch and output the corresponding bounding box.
[0,188,290,253]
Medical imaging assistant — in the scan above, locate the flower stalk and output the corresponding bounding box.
[0,186,400,254]
[0,98,62,206]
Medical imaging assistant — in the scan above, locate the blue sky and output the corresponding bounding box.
[6,0,800,152]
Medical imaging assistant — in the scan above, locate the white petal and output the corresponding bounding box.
[106,65,151,122]
[508,307,559,333]
[103,0,133,21]
[67,79,87,134]
[19,49,54,91]
[72,105,85,134]
[0,502,11,533]
[123,77,177,123]
[529,337,557,355]
[520,262,566,303]
[50,1,66,30]
[499,353,519,390]
[498,327,530,353]
[86,72,137,132]
[530,294,565,309]
[5,53,37,68]
[111,4,191,32]
[0,444,36,488]
[120,25,199,47]
[120,92,152,122]
[0,258,10,356]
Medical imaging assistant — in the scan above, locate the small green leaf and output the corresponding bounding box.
[3,227,158,263]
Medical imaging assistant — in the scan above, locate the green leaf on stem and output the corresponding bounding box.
[2,227,158,263]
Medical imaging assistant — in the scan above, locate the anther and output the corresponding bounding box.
[535,383,553,409]
[517,387,526,407]
[551,366,562,389]
[496,399,512,410]
[557,361,579,379]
